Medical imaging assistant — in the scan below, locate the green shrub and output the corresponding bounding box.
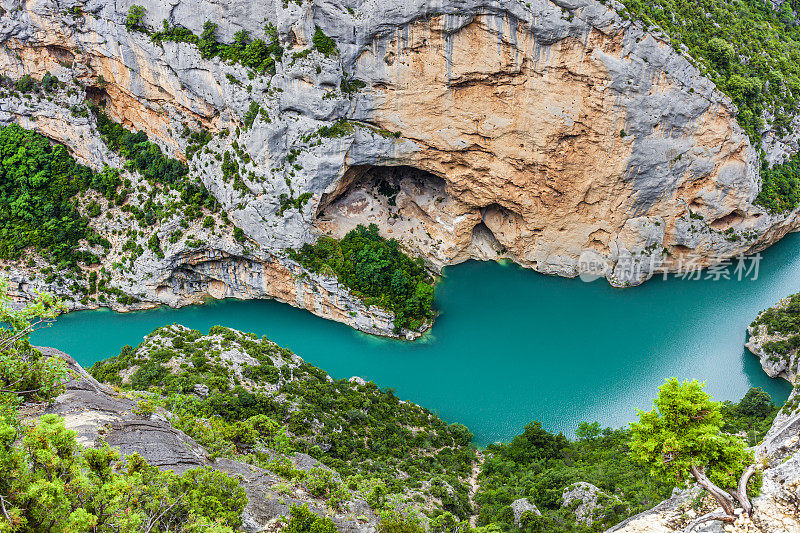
[0,414,247,531]
[286,504,336,533]
[312,27,337,56]
[125,5,148,32]
[289,224,435,332]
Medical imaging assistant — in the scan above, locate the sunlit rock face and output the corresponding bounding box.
[0,0,797,330]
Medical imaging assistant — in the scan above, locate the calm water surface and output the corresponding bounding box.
[32,234,800,445]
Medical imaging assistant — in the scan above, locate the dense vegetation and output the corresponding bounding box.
[93,105,188,186]
[756,151,800,213]
[0,124,114,264]
[750,291,800,375]
[474,384,777,532]
[289,224,435,332]
[0,415,247,532]
[618,0,800,213]
[0,282,248,532]
[620,0,800,142]
[475,422,672,532]
[89,325,475,526]
[720,386,778,444]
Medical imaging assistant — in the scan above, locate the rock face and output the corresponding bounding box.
[746,296,799,383]
[510,497,540,526]
[0,0,798,333]
[26,346,378,533]
[562,482,624,527]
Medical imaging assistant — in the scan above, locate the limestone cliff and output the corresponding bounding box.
[0,0,798,333]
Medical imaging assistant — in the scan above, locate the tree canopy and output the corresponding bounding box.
[630,379,755,516]
[289,224,435,332]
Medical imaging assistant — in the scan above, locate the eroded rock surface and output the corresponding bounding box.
[563,481,625,527]
[511,497,541,526]
[0,0,798,334]
[25,346,379,533]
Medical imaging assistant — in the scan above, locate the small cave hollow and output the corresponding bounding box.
[470,221,505,258]
[84,85,109,106]
[315,165,459,266]
[709,209,745,230]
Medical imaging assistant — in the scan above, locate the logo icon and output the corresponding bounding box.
[578,250,608,282]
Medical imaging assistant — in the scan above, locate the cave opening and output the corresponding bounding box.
[315,165,464,268]
[315,165,530,268]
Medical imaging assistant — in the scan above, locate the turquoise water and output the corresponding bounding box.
[32,234,800,446]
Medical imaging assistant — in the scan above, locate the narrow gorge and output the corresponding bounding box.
[0,0,799,335]
[2,0,800,532]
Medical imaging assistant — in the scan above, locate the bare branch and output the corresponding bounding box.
[0,494,12,522]
[683,511,735,533]
[690,465,737,516]
[734,464,756,515]
[143,491,187,533]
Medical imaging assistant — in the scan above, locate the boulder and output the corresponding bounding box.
[562,481,623,526]
[511,497,541,526]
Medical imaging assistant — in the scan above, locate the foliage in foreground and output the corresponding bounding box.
[0,414,247,532]
[720,386,778,444]
[0,281,247,532]
[630,379,757,516]
[289,224,435,332]
[474,383,777,532]
[0,277,67,408]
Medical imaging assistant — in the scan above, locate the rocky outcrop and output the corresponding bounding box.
[511,497,541,527]
[746,297,799,383]
[0,0,798,333]
[25,346,379,533]
[563,482,625,527]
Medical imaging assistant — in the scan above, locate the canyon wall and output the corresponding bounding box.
[0,0,798,332]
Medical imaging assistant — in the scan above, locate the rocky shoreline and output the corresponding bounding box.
[2,0,800,340]
[609,298,800,533]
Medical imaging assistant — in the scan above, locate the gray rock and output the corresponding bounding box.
[562,482,623,527]
[511,497,541,526]
[193,383,210,398]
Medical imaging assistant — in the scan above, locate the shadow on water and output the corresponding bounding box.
[31,233,800,445]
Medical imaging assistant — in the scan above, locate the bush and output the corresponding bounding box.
[288,224,435,332]
[312,27,337,56]
[286,504,337,533]
[125,5,147,32]
[0,414,247,531]
[0,277,67,404]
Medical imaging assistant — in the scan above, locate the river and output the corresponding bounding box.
[32,234,799,445]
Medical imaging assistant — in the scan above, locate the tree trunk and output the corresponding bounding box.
[733,464,755,515]
[683,511,735,533]
[690,465,737,515]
